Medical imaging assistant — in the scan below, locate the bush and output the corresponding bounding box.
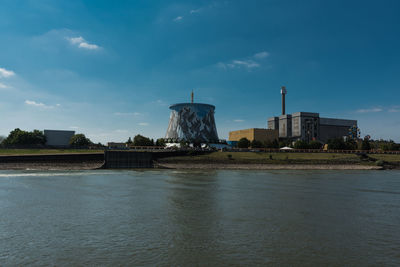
[327,138,347,150]
[294,140,309,149]
[69,134,92,148]
[2,128,46,147]
[133,134,154,146]
[309,140,322,149]
[250,140,264,148]
[361,138,371,150]
[376,160,385,167]
[237,138,250,148]
[155,138,166,147]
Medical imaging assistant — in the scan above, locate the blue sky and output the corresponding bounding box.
[1,0,400,143]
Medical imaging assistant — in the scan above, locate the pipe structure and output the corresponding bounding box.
[281,86,287,115]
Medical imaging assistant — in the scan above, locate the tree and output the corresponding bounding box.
[69,134,92,147]
[133,134,154,146]
[327,138,346,150]
[309,140,322,149]
[294,140,308,149]
[155,138,166,147]
[126,137,133,145]
[2,128,46,147]
[361,138,371,151]
[250,139,263,148]
[237,137,250,148]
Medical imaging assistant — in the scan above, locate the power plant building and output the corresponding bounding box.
[268,87,357,143]
[44,130,75,147]
[229,128,278,143]
[165,93,219,143]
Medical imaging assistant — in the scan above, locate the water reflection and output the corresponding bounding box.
[165,170,222,265]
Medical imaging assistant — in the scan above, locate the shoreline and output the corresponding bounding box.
[0,162,386,171]
[156,163,384,170]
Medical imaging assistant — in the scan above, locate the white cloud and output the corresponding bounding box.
[139,122,149,126]
[0,67,15,78]
[190,8,202,14]
[66,36,100,50]
[234,119,244,122]
[218,59,260,70]
[79,42,99,50]
[356,108,383,113]
[25,100,57,109]
[173,16,183,22]
[254,51,269,59]
[388,108,400,113]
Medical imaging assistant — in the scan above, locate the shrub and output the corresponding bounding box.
[237,138,250,148]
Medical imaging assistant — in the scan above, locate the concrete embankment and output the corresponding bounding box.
[0,153,105,170]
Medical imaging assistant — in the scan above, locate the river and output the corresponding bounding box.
[0,170,399,266]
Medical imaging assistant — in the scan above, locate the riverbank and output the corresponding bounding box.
[0,162,104,170]
[156,163,383,170]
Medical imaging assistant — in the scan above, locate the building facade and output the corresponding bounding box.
[165,103,219,143]
[267,112,357,143]
[44,130,75,147]
[229,128,278,142]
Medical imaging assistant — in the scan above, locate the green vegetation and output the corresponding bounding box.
[133,134,154,146]
[1,128,46,147]
[237,138,250,148]
[156,151,400,168]
[69,134,92,148]
[155,138,166,147]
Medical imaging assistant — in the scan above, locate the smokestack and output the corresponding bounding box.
[191,90,194,104]
[281,86,287,115]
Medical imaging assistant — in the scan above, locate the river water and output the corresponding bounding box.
[0,169,399,266]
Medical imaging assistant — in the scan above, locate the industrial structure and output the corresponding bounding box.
[44,130,75,147]
[229,128,278,143]
[267,87,357,143]
[165,92,219,143]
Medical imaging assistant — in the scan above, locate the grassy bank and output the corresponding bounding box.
[0,149,104,156]
[157,151,400,167]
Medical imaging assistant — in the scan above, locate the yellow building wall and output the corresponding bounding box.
[229,128,278,142]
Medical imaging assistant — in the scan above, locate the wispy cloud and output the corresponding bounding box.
[0,67,15,78]
[218,60,260,70]
[190,8,202,14]
[173,16,183,22]
[253,51,269,59]
[139,122,149,126]
[152,99,168,106]
[66,36,100,50]
[356,108,383,113]
[217,51,269,70]
[388,108,400,113]
[69,126,79,129]
[25,100,57,109]
[234,119,244,122]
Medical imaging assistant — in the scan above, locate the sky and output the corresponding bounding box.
[1,0,400,143]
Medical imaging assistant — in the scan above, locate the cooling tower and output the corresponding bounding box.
[165,103,219,143]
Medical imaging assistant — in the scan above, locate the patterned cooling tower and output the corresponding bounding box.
[165,103,219,143]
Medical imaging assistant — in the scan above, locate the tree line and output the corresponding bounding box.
[235,137,400,151]
[0,128,93,148]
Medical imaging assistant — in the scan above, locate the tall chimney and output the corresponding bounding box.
[281,86,287,115]
[191,90,194,104]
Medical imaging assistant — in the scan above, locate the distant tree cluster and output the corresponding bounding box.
[293,140,322,149]
[326,137,357,150]
[1,128,46,147]
[235,138,280,149]
[69,134,92,148]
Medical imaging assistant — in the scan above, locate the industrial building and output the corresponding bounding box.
[44,130,75,147]
[267,87,357,143]
[165,92,219,143]
[229,128,278,143]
